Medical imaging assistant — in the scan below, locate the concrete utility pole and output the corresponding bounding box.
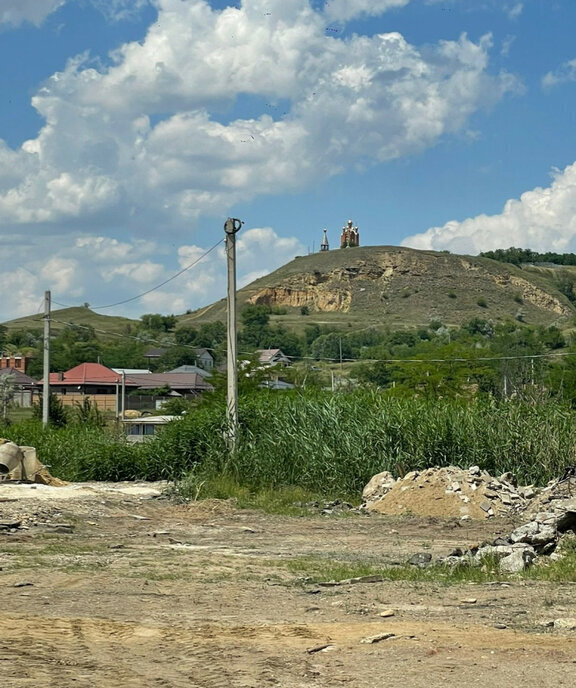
[42,290,51,427]
[224,217,243,451]
[121,371,126,421]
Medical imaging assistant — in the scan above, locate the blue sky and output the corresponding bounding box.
[1,0,576,320]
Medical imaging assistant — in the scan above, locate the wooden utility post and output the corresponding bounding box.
[224,217,243,451]
[42,290,51,427]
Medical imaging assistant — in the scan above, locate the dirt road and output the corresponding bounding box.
[1,482,575,687]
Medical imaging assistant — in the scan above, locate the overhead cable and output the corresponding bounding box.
[51,238,225,311]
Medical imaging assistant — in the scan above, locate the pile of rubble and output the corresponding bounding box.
[363,465,536,520]
[527,471,576,512]
[441,503,576,573]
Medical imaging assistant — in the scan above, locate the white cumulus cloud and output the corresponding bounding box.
[402,162,576,255]
[542,59,576,89]
[324,0,410,23]
[0,0,524,319]
[0,224,305,320]
[0,0,516,237]
[0,0,65,26]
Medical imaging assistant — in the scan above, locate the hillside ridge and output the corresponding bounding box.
[3,246,575,335]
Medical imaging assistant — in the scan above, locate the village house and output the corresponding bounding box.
[256,349,292,367]
[39,362,213,413]
[0,368,39,408]
[0,354,31,374]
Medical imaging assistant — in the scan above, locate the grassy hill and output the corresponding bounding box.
[4,247,575,339]
[2,306,138,338]
[179,246,575,332]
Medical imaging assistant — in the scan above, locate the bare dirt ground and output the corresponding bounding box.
[1,482,575,688]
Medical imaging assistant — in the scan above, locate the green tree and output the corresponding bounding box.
[240,305,272,347]
[174,326,199,346]
[356,360,394,388]
[140,314,177,332]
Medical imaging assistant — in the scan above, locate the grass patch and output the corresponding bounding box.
[34,542,110,556]
[282,552,576,585]
[284,556,507,585]
[173,473,350,516]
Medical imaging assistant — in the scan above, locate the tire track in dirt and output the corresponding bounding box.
[0,616,239,688]
[2,613,575,688]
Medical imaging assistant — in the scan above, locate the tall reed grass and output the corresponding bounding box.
[196,391,576,495]
[2,391,576,495]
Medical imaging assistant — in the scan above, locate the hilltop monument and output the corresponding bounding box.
[320,228,329,251]
[340,219,359,248]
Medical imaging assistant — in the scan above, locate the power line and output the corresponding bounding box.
[51,238,225,311]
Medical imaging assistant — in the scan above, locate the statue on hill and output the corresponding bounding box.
[320,228,329,252]
[340,220,359,248]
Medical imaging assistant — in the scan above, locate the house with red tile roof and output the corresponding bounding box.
[39,362,213,413]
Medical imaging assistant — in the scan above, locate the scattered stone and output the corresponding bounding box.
[360,632,395,644]
[362,471,397,503]
[306,644,335,654]
[499,548,536,573]
[494,623,507,630]
[509,521,556,550]
[379,609,395,618]
[460,598,477,605]
[407,552,432,567]
[554,619,576,631]
[493,538,510,546]
[13,581,33,588]
[318,575,384,587]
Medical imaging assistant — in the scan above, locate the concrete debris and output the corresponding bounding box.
[318,575,384,587]
[379,609,395,618]
[363,465,536,519]
[499,548,536,573]
[553,618,576,631]
[438,500,576,573]
[0,440,65,486]
[360,632,395,644]
[362,471,397,503]
[407,552,432,568]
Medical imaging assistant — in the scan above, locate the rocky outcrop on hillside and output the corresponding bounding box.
[241,246,574,327]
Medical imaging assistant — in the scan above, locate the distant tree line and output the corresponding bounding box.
[7,306,576,407]
[480,247,576,266]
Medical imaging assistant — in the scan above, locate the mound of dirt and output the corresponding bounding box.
[364,466,535,520]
